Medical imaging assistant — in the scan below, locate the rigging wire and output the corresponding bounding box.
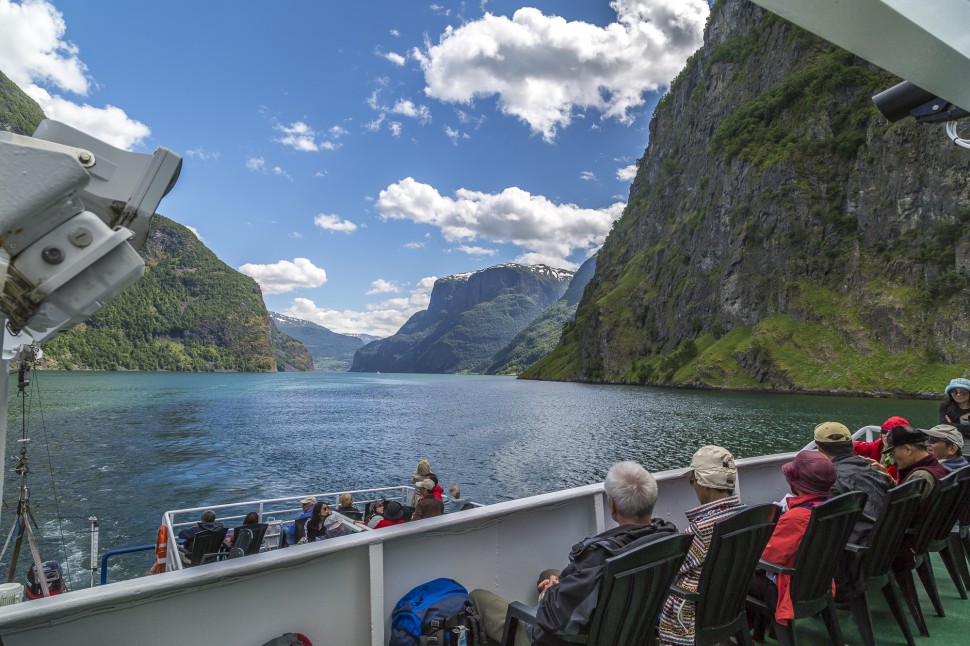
[17,349,73,583]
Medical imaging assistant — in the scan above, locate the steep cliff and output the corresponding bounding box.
[525,0,970,394]
[487,255,596,375]
[352,264,573,373]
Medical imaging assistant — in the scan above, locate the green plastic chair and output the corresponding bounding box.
[671,504,780,646]
[500,531,693,645]
[747,491,867,646]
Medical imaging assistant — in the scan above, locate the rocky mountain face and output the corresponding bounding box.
[352,264,573,374]
[525,0,970,395]
[271,312,371,371]
[487,255,596,375]
[1,71,311,372]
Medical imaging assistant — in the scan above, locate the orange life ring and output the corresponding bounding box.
[148,525,168,575]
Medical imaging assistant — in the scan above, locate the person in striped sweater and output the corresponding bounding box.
[659,446,746,646]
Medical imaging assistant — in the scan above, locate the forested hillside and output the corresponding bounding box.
[526,0,970,394]
[1,70,311,372]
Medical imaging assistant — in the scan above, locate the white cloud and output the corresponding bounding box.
[185,225,204,242]
[185,147,220,161]
[366,279,401,295]
[272,165,292,180]
[389,121,402,138]
[275,120,319,151]
[414,0,709,140]
[404,241,426,249]
[329,125,349,137]
[390,99,431,124]
[377,177,624,269]
[617,163,637,181]
[314,213,358,233]
[580,171,596,181]
[283,275,438,336]
[444,125,470,145]
[291,231,304,239]
[382,51,406,66]
[246,156,267,172]
[390,29,401,37]
[238,258,328,295]
[453,245,497,256]
[0,1,149,149]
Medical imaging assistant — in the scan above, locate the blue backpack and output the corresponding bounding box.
[389,578,485,646]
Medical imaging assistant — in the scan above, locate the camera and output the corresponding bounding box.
[872,81,968,123]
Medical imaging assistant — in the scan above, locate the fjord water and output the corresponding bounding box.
[3,371,938,588]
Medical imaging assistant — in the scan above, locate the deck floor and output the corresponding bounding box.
[793,552,969,645]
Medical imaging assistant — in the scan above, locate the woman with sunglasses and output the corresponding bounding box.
[939,378,970,439]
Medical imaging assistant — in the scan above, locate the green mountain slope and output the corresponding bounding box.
[42,216,305,371]
[488,255,596,375]
[352,264,573,374]
[525,0,970,395]
[271,312,369,371]
[1,69,311,372]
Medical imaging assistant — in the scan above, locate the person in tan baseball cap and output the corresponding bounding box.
[814,421,891,521]
[659,446,746,644]
[923,424,969,472]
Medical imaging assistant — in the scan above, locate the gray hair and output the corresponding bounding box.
[604,462,658,520]
[201,510,216,523]
[450,485,461,498]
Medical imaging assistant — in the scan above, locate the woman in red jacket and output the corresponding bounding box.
[750,451,837,626]
[853,415,909,481]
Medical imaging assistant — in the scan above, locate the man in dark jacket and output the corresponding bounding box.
[177,509,224,558]
[814,422,892,599]
[470,462,678,646]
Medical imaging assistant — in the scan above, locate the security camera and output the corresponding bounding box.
[0,120,181,345]
[872,81,968,124]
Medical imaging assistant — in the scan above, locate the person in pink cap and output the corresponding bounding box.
[749,451,837,626]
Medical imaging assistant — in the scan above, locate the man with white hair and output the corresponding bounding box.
[471,461,677,645]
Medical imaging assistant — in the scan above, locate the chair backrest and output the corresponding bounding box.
[230,523,269,556]
[694,504,780,637]
[188,527,229,566]
[586,532,693,645]
[910,466,970,552]
[862,479,925,579]
[789,491,866,613]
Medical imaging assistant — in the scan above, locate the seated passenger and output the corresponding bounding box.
[281,496,316,546]
[178,510,224,553]
[226,511,261,547]
[659,446,745,646]
[444,485,467,513]
[923,424,969,472]
[336,493,361,519]
[814,422,892,599]
[749,451,836,627]
[853,416,909,481]
[427,473,444,501]
[304,502,332,543]
[366,499,387,528]
[470,461,677,646]
[374,501,406,528]
[411,480,444,520]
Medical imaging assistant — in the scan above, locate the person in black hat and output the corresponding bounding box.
[883,426,947,506]
[374,500,406,528]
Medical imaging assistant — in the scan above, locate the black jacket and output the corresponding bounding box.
[530,519,679,645]
[938,399,970,439]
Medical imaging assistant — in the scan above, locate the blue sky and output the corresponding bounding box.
[0,0,709,336]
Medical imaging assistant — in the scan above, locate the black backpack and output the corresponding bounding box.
[389,578,485,646]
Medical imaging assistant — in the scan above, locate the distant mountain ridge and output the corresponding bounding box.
[271,313,377,371]
[352,264,573,374]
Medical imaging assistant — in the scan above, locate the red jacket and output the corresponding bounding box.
[761,494,830,624]
[374,518,404,529]
[853,440,897,481]
[433,484,444,501]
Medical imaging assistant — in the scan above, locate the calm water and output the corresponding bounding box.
[0,371,939,588]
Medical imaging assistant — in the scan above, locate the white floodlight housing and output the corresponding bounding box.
[0,120,181,345]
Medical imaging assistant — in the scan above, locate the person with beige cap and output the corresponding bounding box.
[923,424,969,472]
[814,422,891,522]
[410,480,444,520]
[281,496,317,545]
[659,445,745,645]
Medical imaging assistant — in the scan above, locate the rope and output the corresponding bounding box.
[32,369,72,581]
[946,121,970,149]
